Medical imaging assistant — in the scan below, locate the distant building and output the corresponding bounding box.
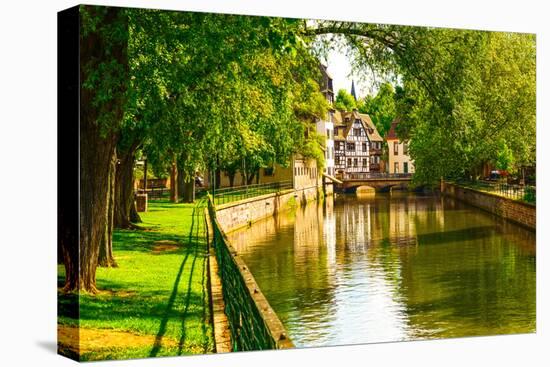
[316,65,335,177]
[333,110,382,179]
[386,119,414,174]
[357,113,384,172]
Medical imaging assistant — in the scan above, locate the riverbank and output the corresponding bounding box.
[57,200,213,361]
[441,181,536,230]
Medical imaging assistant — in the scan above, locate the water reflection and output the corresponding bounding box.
[227,192,536,347]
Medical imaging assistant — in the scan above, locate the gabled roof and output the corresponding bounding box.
[358,113,383,142]
[332,110,384,143]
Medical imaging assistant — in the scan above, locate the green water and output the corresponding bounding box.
[227,193,536,347]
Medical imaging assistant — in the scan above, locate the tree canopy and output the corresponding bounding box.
[334,89,357,111]
[68,6,536,293]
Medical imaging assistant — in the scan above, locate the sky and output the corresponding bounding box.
[325,48,374,100]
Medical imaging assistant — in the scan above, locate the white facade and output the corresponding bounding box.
[316,111,335,176]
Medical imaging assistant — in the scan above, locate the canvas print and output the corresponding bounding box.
[57,4,536,361]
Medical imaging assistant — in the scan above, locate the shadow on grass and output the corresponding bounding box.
[57,199,213,358]
[150,199,208,357]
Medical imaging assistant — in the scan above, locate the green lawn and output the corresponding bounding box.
[58,198,213,361]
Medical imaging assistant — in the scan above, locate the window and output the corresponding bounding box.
[403,142,408,154]
[362,142,367,152]
[354,128,361,136]
[347,158,352,167]
[326,129,330,139]
[394,141,399,155]
[264,167,274,176]
[394,162,399,173]
[363,158,368,167]
[404,162,409,174]
[353,158,358,167]
[346,142,355,151]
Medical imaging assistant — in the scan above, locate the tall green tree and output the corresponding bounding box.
[334,89,357,111]
[63,6,129,293]
[358,82,396,137]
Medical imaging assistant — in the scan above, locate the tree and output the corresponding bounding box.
[303,21,535,185]
[334,89,357,111]
[63,6,129,293]
[358,82,396,137]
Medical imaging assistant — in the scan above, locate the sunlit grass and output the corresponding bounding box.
[58,199,213,360]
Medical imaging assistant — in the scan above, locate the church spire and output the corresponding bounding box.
[350,79,357,101]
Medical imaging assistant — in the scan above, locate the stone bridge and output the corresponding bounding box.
[336,173,413,193]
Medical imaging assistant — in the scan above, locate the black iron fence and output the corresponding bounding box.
[206,197,294,350]
[212,180,293,206]
[455,180,536,204]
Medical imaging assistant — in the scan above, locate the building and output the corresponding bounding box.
[358,113,384,172]
[386,119,415,174]
[316,65,335,177]
[333,110,375,179]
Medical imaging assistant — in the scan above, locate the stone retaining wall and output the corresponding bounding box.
[215,185,319,233]
[205,185,322,351]
[441,181,536,230]
[208,203,294,351]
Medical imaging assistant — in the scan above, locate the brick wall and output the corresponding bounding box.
[441,182,536,230]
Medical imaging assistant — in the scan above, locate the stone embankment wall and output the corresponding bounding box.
[205,185,324,351]
[207,204,295,351]
[215,186,319,233]
[441,181,535,230]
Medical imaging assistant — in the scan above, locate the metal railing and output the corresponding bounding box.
[344,172,413,180]
[455,179,536,204]
[212,180,293,206]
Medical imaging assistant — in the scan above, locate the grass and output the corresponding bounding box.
[58,197,214,361]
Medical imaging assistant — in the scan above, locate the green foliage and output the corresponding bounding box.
[523,186,536,204]
[358,82,397,137]
[117,11,327,180]
[495,140,515,172]
[305,22,536,186]
[299,130,326,173]
[80,5,129,136]
[334,89,357,111]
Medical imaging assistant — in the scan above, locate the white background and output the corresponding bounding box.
[0,0,548,365]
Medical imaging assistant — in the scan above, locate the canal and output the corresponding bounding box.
[227,192,536,347]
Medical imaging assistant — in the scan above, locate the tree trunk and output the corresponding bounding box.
[182,179,195,203]
[77,120,118,293]
[170,160,178,203]
[61,7,128,293]
[114,144,140,228]
[177,164,185,201]
[246,170,258,185]
[130,200,141,223]
[215,168,221,189]
[98,150,117,267]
